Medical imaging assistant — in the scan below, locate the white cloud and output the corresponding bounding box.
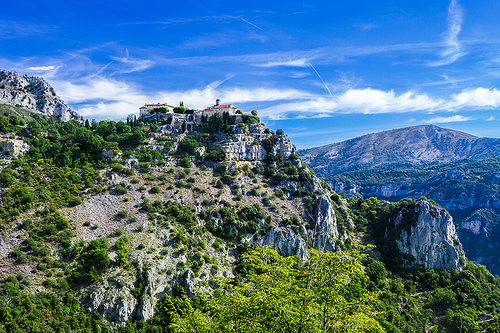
[254,58,309,68]
[27,66,56,71]
[51,73,500,122]
[336,89,442,113]
[423,115,472,123]
[429,0,465,66]
[52,77,311,120]
[259,88,444,119]
[448,87,500,108]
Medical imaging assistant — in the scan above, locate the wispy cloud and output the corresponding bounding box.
[255,58,309,68]
[423,115,472,123]
[109,53,154,74]
[0,21,54,40]
[27,65,56,71]
[429,0,465,66]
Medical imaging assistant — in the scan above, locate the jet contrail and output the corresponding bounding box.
[240,17,263,30]
[308,61,332,98]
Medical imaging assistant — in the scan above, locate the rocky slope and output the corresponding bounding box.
[0,70,82,122]
[298,125,500,177]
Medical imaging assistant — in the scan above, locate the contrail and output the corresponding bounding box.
[308,61,332,98]
[240,17,263,30]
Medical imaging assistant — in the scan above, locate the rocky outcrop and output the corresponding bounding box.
[259,227,308,261]
[396,200,464,270]
[310,195,339,252]
[0,138,29,159]
[0,70,82,122]
[259,180,350,259]
[220,136,267,160]
[218,132,296,161]
[271,135,295,159]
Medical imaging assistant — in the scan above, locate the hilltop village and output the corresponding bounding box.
[139,99,243,133]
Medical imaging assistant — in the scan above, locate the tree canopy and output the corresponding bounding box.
[170,246,383,333]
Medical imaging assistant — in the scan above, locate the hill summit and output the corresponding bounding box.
[298,125,500,177]
[0,70,82,122]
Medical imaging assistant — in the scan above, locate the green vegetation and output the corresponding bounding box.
[169,246,383,332]
[1,109,500,332]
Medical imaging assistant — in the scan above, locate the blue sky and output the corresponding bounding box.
[2,0,500,148]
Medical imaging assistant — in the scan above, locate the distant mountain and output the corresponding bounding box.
[0,70,82,122]
[298,125,500,275]
[298,125,500,177]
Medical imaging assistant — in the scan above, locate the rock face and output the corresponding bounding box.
[0,70,82,122]
[259,176,351,260]
[259,227,308,260]
[0,138,29,159]
[396,200,464,270]
[217,127,296,161]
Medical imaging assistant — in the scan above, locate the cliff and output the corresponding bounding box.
[0,70,82,122]
[395,200,464,270]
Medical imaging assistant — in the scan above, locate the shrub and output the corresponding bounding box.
[117,210,128,219]
[115,184,128,195]
[111,164,123,173]
[150,186,160,194]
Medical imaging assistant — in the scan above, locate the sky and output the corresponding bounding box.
[2,0,500,148]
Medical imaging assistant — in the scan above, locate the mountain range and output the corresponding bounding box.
[299,125,500,177]
[298,125,500,275]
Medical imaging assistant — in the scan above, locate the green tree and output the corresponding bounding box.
[251,109,258,116]
[170,246,383,332]
[28,120,42,136]
[9,115,19,126]
[0,116,9,132]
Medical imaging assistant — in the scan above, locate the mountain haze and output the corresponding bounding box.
[298,125,500,177]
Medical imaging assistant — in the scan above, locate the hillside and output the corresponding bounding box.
[0,100,498,332]
[298,125,500,177]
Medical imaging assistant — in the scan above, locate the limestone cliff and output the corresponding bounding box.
[395,200,464,270]
[217,126,296,161]
[0,70,82,122]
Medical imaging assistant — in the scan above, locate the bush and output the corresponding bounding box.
[117,210,128,219]
[150,186,160,194]
[115,184,128,195]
